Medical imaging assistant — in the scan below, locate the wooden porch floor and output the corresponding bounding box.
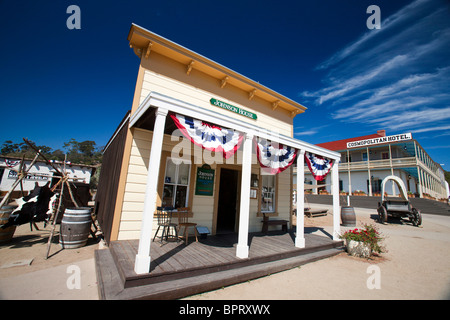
[95,230,344,300]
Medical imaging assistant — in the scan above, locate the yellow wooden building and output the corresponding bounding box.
[95,24,341,274]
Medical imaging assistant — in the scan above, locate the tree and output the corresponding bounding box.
[1,138,102,165]
[63,138,101,165]
[50,149,66,161]
[0,139,51,158]
[1,140,20,154]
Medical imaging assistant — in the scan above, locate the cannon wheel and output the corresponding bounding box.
[377,205,388,224]
[410,208,422,227]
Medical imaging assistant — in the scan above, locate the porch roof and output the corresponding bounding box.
[130,91,341,161]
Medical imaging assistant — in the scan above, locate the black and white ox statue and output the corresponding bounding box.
[1,182,57,229]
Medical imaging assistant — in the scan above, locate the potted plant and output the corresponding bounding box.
[340,224,385,258]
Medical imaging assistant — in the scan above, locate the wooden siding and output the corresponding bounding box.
[117,127,294,240]
[95,113,130,244]
[119,56,296,240]
[140,68,293,137]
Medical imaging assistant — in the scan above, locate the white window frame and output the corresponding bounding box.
[162,157,191,209]
[260,173,276,213]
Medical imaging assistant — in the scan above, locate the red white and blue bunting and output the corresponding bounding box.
[170,113,244,159]
[305,152,334,181]
[255,138,297,174]
[169,112,334,178]
[5,160,21,167]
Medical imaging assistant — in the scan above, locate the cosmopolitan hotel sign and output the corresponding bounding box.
[347,133,412,149]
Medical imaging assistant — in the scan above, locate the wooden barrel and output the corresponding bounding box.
[59,207,92,249]
[341,206,356,227]
[0,206,17,243]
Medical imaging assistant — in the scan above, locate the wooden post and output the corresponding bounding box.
[295,149,305,248]
[236,132,253,259]
[332,161,340,241]
[45,178,65,259]
[135,107,168,274]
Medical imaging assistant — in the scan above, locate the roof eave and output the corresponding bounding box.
[127,24,307,116]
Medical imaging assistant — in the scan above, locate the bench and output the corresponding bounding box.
[261,212,288,233]
[304,208,328,218]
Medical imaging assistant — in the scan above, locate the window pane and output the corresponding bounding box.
[261,175,275,212]
[165,160,177,184]
[164,158,191,208]
[175,185,188,208]
[162,185,174,207]
[177,163,190,185]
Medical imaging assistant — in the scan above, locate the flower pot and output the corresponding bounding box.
[346,239,371,258]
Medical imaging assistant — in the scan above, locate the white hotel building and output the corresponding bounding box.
[302,130,449,200]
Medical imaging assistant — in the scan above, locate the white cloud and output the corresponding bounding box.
[411,125,450,134]
[316,0,432,70]
[366,106,450,131]
[317,54,409,104]
[302,0,450,136]
[294,124,329,136]
[332,97,434,121]
[294,129,319,136]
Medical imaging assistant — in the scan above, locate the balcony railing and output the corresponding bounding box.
[327,157,418,171]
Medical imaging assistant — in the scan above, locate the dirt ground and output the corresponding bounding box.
[0,222,100,279]
[185,205,450,300]
[1,205,450,300]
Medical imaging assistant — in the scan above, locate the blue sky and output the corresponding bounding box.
[0,0,449,168]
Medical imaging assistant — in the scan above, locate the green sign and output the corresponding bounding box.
[195,165,215,196]
[210,98,257,120]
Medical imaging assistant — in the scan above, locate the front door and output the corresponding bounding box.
[216,168,239,234]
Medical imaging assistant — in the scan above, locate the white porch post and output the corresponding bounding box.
[331,161,341,241]
[135,107,168,274]
[295,150,305,248]
[347,149,352,196]
[236,132,253,259]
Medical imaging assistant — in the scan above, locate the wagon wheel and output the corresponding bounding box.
[410,208,422,227]
[377,206,388,224]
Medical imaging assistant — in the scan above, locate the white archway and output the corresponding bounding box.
[381,175,408,201]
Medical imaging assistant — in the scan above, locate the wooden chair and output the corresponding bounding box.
[177,207,198,245]
[153,206,178,245]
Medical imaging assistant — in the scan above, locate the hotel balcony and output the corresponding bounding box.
[338,157,418,171]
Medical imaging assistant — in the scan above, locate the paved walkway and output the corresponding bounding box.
[185,206,450,300]
[0,258,98,300]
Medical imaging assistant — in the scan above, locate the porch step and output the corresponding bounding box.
[95,246,344,300]
[109,238,343,289]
